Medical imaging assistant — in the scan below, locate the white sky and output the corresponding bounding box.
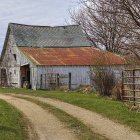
[0,0,78,52]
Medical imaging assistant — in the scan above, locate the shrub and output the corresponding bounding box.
[90,67,117,96]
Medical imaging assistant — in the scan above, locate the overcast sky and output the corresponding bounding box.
[0,0,78,52]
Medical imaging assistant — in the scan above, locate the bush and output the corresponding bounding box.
[90,67,117,96]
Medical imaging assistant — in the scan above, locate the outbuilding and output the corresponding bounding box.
[0,23,126,90]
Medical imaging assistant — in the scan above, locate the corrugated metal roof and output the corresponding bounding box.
[9,23,92,47]
[19,47,126,66]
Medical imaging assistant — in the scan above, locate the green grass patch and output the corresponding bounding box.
[0,88,140,133]
[16,96,107,140]
[0,99,28,140]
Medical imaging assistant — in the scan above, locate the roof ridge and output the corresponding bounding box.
[9,23,79,28]
[9,23,51,28]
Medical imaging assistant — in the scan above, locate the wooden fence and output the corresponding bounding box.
[122,68,140,106]
[40,73,71,90]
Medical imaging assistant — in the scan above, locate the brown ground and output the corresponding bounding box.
[0,94,77,140]
[12,94,140,140]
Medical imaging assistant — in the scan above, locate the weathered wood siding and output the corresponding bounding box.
[30,67,37,90]
[36,66,91,89]
[35,65,125,90]
[1,30,36,87]
[1,31,20,87]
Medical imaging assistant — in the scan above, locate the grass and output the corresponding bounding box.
[0,88,140,133]
[0,99,28,140]
[17,96,107,140]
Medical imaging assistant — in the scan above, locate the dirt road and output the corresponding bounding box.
[13,94,140,140]
[0,94,76,140]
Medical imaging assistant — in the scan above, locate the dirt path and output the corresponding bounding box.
[13,94,140,140]
[0,94,76,140]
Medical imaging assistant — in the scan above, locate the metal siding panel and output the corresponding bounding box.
[19,47,126,66]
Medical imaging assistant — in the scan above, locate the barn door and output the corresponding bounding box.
[20,64,31,88]
[0,68,7,86]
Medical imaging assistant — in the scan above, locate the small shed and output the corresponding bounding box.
[0,23,126,90]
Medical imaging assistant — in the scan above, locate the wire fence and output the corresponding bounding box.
[122,68,140,106]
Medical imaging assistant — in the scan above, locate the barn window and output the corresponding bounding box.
[13,54,17,61]
[1,68,6,75]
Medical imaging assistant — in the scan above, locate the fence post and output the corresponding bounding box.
[45,74,47,89]
[69,73,71,90]
[57,73,59,88]
[133,70,136,106]
[40,74,43,89]
[121,71,124,101]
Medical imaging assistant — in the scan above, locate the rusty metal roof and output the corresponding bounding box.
[19,47,126,66]
[9,23,92,47]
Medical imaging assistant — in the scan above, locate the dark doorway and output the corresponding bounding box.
[0,68,7,86]
[20,64,31,88]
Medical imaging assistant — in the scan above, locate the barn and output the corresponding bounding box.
[0,23,126,90]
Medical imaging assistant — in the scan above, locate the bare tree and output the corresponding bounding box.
[117,0,140,27]
[70,0,140,59]
[91,67,116,96]
[111,0,140,59]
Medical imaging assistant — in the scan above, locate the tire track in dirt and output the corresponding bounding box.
[13,94,140,140]
[0,94,77,140]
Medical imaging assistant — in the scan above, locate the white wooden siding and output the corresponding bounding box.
[36,66,91,89]
[1,30,36,88]
[31,67,37,90]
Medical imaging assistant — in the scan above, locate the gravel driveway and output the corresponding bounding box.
[12,94,140,140]
[0,94,76,140]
